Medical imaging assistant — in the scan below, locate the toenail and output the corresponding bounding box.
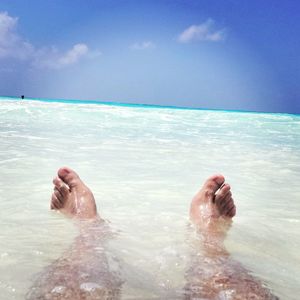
[216,176,224,185]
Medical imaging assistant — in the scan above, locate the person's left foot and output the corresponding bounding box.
[51,167,98,219]
[190,174,236,231]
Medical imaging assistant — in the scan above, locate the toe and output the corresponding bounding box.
[226,202,236,217]
[54,188,64,203]
[219,193,232,214]
[214,184,231,205]
[201,174,225,200]
[53,177,69,197]
[213,183,236,218]
[221,195,236,217]
[51,194,62,209]
[58,167,81,188]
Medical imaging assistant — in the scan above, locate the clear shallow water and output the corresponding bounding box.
[0,98,299,299]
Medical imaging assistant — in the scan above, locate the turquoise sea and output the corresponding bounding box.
[0,97,299,299]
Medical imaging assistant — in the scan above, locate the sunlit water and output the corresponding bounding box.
[0,98,299,299]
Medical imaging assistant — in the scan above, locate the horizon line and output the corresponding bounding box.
[0,95,299,117]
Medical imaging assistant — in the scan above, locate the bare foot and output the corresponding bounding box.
[186,178,278,300]
[190,174,236,232]
[51,167,98,219]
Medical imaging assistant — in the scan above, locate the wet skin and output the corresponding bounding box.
[26,168,278,299]
[26,168,122,300]
[185,174,278,299]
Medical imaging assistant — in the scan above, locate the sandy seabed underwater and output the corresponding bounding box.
[0,98,300,299]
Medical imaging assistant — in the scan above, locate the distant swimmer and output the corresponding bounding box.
[21,95,24,100]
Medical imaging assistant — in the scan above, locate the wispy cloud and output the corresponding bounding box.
[0,11,99,69]
[130,41,156,50]
[178,19,226,43]
[0,11,34,60]
[33,44,90,69]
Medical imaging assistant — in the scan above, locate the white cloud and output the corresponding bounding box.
[33,43,89,69]
[58,43,88,66]
[178,19,226,43]
[0,11,17,44]
[0,11,34,60]
[0,11,98,69]
[130,41,156,50]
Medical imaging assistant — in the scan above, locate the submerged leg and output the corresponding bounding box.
[185,174,278,299]
[26,167,123,300]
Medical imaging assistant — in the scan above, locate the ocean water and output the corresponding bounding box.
[0,97,299,299]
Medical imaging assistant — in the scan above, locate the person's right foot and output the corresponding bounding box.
[190,174,236,231]
[51,167,98,219]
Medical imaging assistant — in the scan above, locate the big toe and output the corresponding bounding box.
[201,174,225,199]
[58,167,82,189]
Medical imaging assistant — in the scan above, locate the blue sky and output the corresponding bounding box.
[0,0,299,113]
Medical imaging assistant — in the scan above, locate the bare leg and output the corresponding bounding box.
[26,167,123,300]
[185,174,278,299]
